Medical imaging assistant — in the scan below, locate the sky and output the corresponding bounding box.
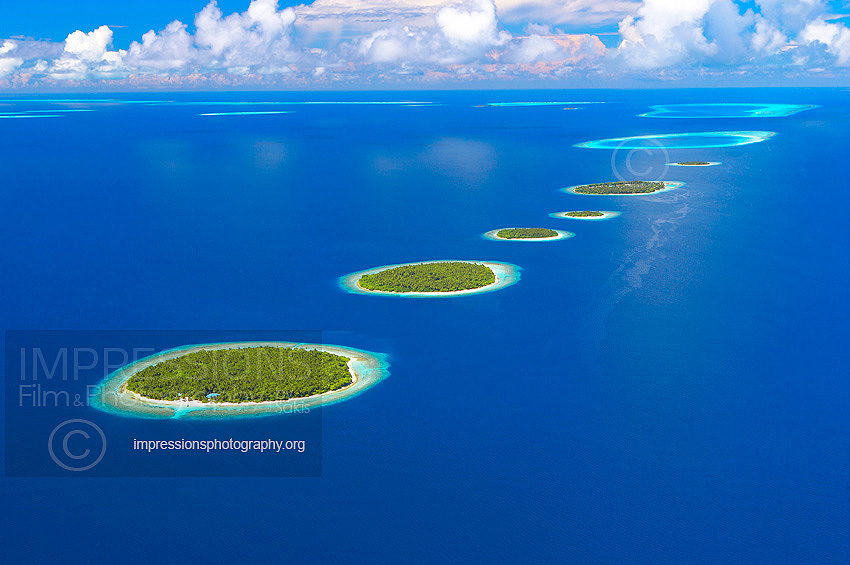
[1,0,849,89]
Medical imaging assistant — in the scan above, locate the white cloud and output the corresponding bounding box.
[436,0,508,47]
[64,26,114,62]
[195,0,297,70]
[751,15,788,54]
[126,0,298,73]
[617,0,719,68]
[756,0,826,34]
[503,32,604,64]
[508,34,561,62]
[616,0,850,70]
[0,40,23,77]
[496,0,640,26]
[127,21,195,71]
[800,17,850,64]
[351,0,510,66]
[2,0,850,85]
[49,25,126,80]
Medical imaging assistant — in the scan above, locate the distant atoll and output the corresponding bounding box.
[669,161,720,167]
[340,260,520,297]
[563,181,684,195]
[640,103,818,119]
[576,131,775,149]
[90,342,389,419]
[550,211,621,220]
[482,102,604,107]
[483,228,574,241]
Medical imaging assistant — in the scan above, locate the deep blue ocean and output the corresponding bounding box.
[2,89,848,562]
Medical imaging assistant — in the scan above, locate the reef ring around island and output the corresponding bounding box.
[340,260,521,297]
[90,342,390,419]
[482,229,574,241]
[575,131,775,149]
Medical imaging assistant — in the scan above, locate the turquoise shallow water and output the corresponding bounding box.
[576,131,775,149]
[640,103,818,118]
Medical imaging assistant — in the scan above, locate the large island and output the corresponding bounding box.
[126,346,353,402]
[564,180,683,195]
[90,342,389,418]
[341,260,520,296]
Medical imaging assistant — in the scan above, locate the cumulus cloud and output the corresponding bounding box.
[800,17,850,65]
[126,0,298,73]
[0,41,24,77]
[351,0,504,65]
[496,0,640,26]
[0,0,849,86]
[49,25,126,79]
[436,0,508,48]
[751,15,788,54]
[503,31,604,65]
[127,21,195,71]
[617,0,721,69]
[615,0,850,71]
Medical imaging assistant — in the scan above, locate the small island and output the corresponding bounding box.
[497,228,556,239]
[669,161,720,167]
[483,228,573,242]
[564,180,683,195]
[90,342,390,418]
[360,261,494,292]
[550,211,621,221]
[563,211,602,217]
[340,260,520,296]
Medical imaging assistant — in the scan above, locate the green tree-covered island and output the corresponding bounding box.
[341,260,521,296]
[484,228,573,242]
[90,342,391,418]
[572,180,665,194]
[359,261,496,292]
[495,228,558,239]
[550,210,620,221]
[125,346,353,403]
[563,211,604,217]
[676,161,710,165]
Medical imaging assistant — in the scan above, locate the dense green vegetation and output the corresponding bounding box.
[573,181,665,194]
[563,211,604,217]
[358,262,496,292]
[496,228,559,239]
[677,161,710,165]
[125,347,352,402]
